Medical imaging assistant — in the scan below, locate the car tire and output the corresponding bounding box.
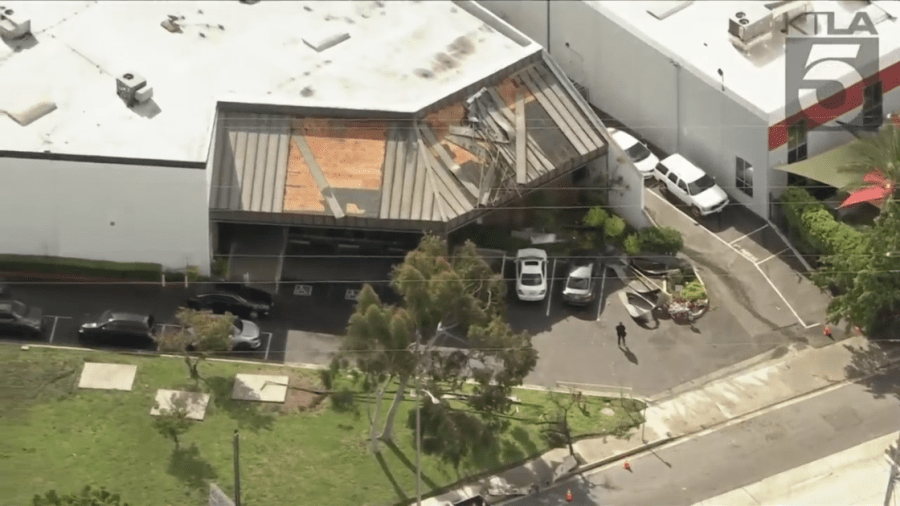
[691,206,702,218]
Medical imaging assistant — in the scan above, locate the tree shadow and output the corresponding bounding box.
[844,340,900,400]
[500,439,526,463]
[204,376,276,432]
[374,451,408,502]
[511,426,539,455]
[167,443,218,493]
[384,440,440,490]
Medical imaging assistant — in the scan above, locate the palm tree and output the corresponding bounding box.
[837,115,900,210]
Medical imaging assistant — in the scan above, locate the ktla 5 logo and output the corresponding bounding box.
[785,11,880,131]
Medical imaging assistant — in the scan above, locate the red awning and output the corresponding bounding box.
[839,186,890,208]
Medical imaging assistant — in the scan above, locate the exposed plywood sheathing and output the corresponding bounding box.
[284,138,326,213]
[515,89,527,185]
[520,68,591,157]
[495,75,537,113]
[292,134,346,219]
[299,118,385,190]
[424,101,466,139]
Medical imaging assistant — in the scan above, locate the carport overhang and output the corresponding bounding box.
[773,138,862,190]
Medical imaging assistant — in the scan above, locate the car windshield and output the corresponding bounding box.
[11,301,27,317]
[233,319,243,333]
[567,276,591,290]
[521,273,543,286]
[625,142,652,162]
[688,175,717,195]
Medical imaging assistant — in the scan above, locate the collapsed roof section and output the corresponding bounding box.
[209,54,608,232]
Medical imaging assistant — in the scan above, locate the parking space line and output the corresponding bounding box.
[647,190,814,329]
[263,332,273,361]
[756,248,790,266]
[44,315,73,344]
[727,225,769,245]
[596,268,607,322]
[546,258,556,317]
[501,253,507,278]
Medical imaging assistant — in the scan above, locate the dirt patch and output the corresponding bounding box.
[279,368,326,413]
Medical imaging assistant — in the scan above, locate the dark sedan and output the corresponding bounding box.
[0,299,44,337]
[186,285,273,320]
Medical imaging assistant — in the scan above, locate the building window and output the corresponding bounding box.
[787,120,807,163]
[863,81,883,128]
[736,157,753,197]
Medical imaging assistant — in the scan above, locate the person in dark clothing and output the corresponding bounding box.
[616,321,627,347]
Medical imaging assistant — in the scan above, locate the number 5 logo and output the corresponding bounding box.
[785,36,879,131]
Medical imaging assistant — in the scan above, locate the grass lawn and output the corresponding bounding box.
[0,346,644,506]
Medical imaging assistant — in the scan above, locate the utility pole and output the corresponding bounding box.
[415,332,422,506]
[884,432,900,506]
[233,429,242,506]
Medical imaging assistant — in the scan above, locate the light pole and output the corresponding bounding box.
[415,332,422,506]
[884,432,900,506]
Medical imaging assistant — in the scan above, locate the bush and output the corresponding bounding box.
[680,280,707,302]
[779,186,828,255]
[624,234,642,256]
[582,206,609,228]
[212,257,229,278]
[637,226,683,255]
[0,254,162,281]
[604,216,626,240]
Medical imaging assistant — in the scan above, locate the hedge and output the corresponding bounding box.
[637,226,683,255]
[604,216,626,240]
[0,254,162,281]
[779,186,829,256]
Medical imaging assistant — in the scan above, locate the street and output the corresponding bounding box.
[509,363,900,506]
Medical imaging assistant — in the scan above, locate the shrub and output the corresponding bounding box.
[212,257,229,278]
[624,234,642,256]
[0,254,161,281]
[185,265,202,282]
[779,186,828,255]
[604,216,626,240]
[637,226,683,255]
[582,206,609,228]
[680,280,707,302]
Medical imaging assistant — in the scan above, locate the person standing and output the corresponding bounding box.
[616,321,627,347]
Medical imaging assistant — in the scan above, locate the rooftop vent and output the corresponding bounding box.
[0,7,31,40]
[116,72,154,108]
[6,100,56,126]
[728,4,773,43]
[302,31,350,52]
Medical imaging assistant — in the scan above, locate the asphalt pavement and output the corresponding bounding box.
[508,363,900,506]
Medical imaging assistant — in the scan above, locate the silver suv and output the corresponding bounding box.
[653,154,729,218]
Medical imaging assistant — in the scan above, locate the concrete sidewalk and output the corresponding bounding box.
[422,336,900,506]
[692,431,899,506]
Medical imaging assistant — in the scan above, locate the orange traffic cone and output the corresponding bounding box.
[565,489,573,502]
[624,460,631,471]
[823,325,832,338]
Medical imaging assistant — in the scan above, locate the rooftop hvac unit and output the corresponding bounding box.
[116,72,154,108]
[728,3,774,43]
[0,6,31,40]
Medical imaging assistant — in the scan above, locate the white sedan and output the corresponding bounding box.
[609,128,658,179]
[515,248,548,301]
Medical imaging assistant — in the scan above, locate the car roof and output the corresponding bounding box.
[568,264,593,278]
[610,129,639,148]
[660,154,705,182]
[107,312,149,323]
[210,283,272,303]
[516,248,547,260]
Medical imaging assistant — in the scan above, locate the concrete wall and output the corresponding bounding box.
[0,157,211,274]
[603,138,651,230]
[477,0,548,49]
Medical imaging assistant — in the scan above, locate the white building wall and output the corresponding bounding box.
[0,157,210,274]
[477,0,548,49]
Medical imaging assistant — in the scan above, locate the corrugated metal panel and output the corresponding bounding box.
[241,114,261,210]
[273,120,290,213]
[521,68,592,156]
[399,130,418,220]
[418,136,469,217]
[421,149,436,221]
[532,64,604,149]
[209,112,228,210]
[410,133,428,222]
[250,116,270,211]
[389,131,408,220]
[292,134,345,219]
[229,116,250,210]
[260,119,280,212]
[483,87,548,178]
[380,126,399,219]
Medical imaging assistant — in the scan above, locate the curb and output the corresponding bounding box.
[563,436,675,480]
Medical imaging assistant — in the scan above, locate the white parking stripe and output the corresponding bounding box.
[728,224,769,245]
[43,315,72,344]
[647,189,814,329]
[546,258,557,317]
[263,332,273,361]
[596,268,607,322]
[756,248,790,266]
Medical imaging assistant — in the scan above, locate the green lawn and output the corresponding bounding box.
[0,346,644,506]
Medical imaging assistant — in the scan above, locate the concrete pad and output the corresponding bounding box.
[78,363,137,391]
[284,330,341,366]
[232,374,288,402]
[150,389,210,421]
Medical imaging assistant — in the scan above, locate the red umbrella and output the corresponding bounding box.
[839,185,891,208]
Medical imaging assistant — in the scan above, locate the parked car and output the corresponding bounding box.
[78,311,157,349]
[562,250,598,306]
[187,284,273,319]
[0,299,44,337]
[0,278,11,299]
[609,128,658,179]
[515,248,548,302]
[653,154,729,217]
[185,314,262,351]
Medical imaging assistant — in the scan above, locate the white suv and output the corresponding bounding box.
[653,154,729,218]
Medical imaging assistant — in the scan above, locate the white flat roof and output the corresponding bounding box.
[0,1,537,162]
[593,0,900,123]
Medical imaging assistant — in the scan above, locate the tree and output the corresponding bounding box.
[540,389,588,458]
[335,235,537,454]
[152,394,192,448]
[33,486,129,506]
[838,122,900,210]
[816,198,900,334]
[158,308,234,385]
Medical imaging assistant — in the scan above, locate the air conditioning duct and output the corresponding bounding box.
[728,4,774,43]
[116,72,154,108]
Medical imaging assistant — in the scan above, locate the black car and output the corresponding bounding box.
[78,311,157,349]
[187,284,273,319]
[0,299,44,337]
